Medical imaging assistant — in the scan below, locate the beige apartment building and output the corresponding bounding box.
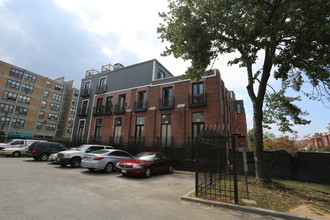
[0,60,79,141]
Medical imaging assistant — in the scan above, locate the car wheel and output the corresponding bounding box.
[145,167,152,178]
[88,168,94,172]
[40,153,49,161]
[104,163,114,173]
[12,151,21,157]
[168,165,174,173]
[70,157,81,168]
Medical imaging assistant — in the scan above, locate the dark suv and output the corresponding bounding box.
[27,141,66,161]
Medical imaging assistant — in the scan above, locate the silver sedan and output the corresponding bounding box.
[81,149,133,173]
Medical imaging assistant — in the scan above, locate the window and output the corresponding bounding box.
[41,101,47,108]
[21,84,34,93]
[48,113,58,121]
[157,69,166,79]
[97,77,107,93]
[18,95,31,104]
[50,103,60,111]
[55,84,64,91]
[36,122,42,130]
[70,108,76,116]
[6,79,21,89]
[43,91,49,98]
[135,116,144,145]
[24,73,36,83]
[192,112,204,144]
[94,119,102,142]
[46,80,52,88]
[190,82,206,107]
[15,106,28,115]
[137,91,147,109]
[3,91,18,101]
[81,81,91,97]
[80,100,88,116]
[161,87,173,108]
[12,118,25,128]
[0,117,10,125]
[105,96,113,114]
[74,90,79,97]
[39,111,45,119]
[77,120,85,142]
[95,98,103,115]
[0,103,14,113]
[46,123,56,130]
[72,99,78,106]
[53,93,62,101]
[161,114,172,146]
[116,94,126,113]
[10,68,24,78]
[113,117,122,144]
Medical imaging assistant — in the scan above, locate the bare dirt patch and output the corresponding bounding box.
[289,204,330,220]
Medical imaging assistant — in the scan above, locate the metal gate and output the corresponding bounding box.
[195,134,238,203]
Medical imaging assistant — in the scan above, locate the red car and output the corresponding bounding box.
[116,152,174,178]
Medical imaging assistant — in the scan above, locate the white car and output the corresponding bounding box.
[0,145,29,157]
[57,144,114,167]
[81,149,133,173]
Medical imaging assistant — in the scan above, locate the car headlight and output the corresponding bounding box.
[133,165,143,169]
[65,154,71,158]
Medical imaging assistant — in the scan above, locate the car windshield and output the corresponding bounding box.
[135,153,156,161]
[91,149,110,154]
[76,145,90,152]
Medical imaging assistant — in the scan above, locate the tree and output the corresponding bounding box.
[158,0,330,183]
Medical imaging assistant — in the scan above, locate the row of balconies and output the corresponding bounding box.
[77,94,207,118]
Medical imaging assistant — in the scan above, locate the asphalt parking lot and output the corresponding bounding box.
[0,156,281,220]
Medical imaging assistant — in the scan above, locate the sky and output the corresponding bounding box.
[0,0,329,138]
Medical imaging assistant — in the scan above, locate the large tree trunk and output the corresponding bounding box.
[253,102,272,183]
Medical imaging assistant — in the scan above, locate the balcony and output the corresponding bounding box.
[93,106,103,116]
[188,93,207,107]
[103,104,113,115]
[133,100,148,112]
[96,84,107,94]
[80,88,91,98]
[77,107,88,117]
[114,103,126,114]
[159,97,174,110]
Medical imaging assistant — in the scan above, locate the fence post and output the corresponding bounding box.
[232,135,239,204]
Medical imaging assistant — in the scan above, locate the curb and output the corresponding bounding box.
[181,193,319,220]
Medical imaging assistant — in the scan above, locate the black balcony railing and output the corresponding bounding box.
[77,107,88,117]
[188,93,207,107]
[114,103,126,114]
[80,88,91,97]
[133,100,148,112]
[96,84,107,94]
[93,106,103,116]
[103,104,113,115]
[159,96,174,110]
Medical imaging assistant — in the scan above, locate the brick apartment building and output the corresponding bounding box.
[72,59,248,148]
[0,60,79,141]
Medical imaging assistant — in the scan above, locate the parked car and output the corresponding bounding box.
[48,153,59,164]
[26,141,67,161]
[116,152,174,178]
[0,145,29,157]
[57,144,114,168]
[81,149,133,173]
[0,139,47,150]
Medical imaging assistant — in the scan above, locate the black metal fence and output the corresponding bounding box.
[195,136,238,203]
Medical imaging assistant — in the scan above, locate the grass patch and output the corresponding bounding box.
[193,175,330,215]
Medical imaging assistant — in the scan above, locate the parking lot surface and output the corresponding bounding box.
[0,156,281,220]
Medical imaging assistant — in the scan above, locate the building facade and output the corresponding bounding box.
[73,59,248,148]
[0,60,79,141]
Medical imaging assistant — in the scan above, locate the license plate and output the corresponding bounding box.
[122,169,127,173]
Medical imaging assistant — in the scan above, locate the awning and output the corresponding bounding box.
[8,132,34,139]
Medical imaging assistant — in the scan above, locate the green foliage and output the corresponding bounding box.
[263,87,311,133]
